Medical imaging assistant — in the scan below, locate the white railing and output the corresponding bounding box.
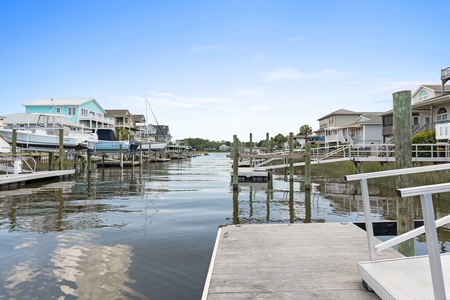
[345,164,450,300]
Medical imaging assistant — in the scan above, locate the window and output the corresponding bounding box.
[419,90,428,102]
[81,108,88,116]
[437,107,448,122]
[68,106,76,115]
[56,106,62,114]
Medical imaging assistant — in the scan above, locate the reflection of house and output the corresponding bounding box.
[23,98,115,129]
[316,109,383,148]
[105,109,136,132]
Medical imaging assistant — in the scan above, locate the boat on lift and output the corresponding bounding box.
[0,113,98,152]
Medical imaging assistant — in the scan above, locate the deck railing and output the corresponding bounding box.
[345,164,450,300]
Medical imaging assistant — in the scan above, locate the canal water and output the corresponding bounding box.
[0,152,448,299]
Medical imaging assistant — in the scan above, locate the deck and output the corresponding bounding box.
[202,223,403,300]
[0,170,75,188]
[359,253,450,300]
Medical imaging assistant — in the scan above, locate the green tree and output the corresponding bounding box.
[273,133,288,150]
[115,127,134,141]
[299,124,313,139]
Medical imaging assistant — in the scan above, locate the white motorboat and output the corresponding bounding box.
[0,113,98,152]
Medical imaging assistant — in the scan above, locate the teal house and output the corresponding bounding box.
[23,98,115,129]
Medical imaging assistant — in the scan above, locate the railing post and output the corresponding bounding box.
[361,178,376,261]
[421,193,446,299]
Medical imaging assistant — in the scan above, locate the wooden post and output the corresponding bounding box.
[393,90,414,256]
[59,129,64,170]
[87,151,92,173]
[289,132,294,181]
[232,135,239,190]
[265,133,270,154]
[12,129,17,155]
[304,142,311,190]
[139,141,143,171]
[48,152,54,171]
[249,133,253,167]
[120,144,123,169]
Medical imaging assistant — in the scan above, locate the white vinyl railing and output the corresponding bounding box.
[345,163,450,300]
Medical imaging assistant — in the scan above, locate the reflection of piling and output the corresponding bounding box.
[304,142,311,190]
[232,135,239,190]
[393,90,414,256]
[232,189,240,224]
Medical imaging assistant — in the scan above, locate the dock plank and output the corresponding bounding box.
[203,223,403,300]
[0,170,74,186]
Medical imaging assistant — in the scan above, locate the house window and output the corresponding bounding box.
[419,90,428,102]
[56,106,62,114]
[68,107,76,115]
[81,108,88,116]
[437,107,448,122]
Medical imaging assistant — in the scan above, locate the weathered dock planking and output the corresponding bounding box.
[202,223,403,300]
[0,170,75,188]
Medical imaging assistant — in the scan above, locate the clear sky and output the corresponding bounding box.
[1,0,449,142]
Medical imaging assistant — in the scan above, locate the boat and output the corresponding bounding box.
[94,129,139,154]
[139,140,167,151]
[0,113,98,152]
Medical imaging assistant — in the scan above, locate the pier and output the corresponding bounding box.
[202,223,403,299]
[0,169,75,189]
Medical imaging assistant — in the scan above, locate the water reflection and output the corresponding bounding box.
[3,232,147,299]
[51,232,148,300]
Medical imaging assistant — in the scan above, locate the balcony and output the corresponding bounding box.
[442,66,450,82]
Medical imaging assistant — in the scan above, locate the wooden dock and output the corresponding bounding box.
[202,223,403,300]
[0,170,75,188]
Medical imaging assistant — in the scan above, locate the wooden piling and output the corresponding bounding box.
[393,90,414,256]
[120,144,123,169]
[265,133,269,154]
[59,129,64,170]
[232,135,239,189]
[304,142,311,190]
[249,133,253,167]
[12,129,17,155]
[289,132,294,181]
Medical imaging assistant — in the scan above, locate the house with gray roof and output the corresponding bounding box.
[104,109,136,132]
[316,109,383,148]
[381,74,450,143]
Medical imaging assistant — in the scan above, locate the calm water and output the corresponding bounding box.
[0,152,449,299]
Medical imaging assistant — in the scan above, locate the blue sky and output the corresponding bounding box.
[1,0,449,142]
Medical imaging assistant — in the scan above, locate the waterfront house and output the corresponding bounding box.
[133,114,147,137]
[104,109,136,132]
[0,116,10,153]
[381,68,450,143]
[23,98,114,129]
[316,109,383,148]
[151,125,172,143]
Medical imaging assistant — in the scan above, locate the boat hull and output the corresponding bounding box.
[0,129,80,149]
